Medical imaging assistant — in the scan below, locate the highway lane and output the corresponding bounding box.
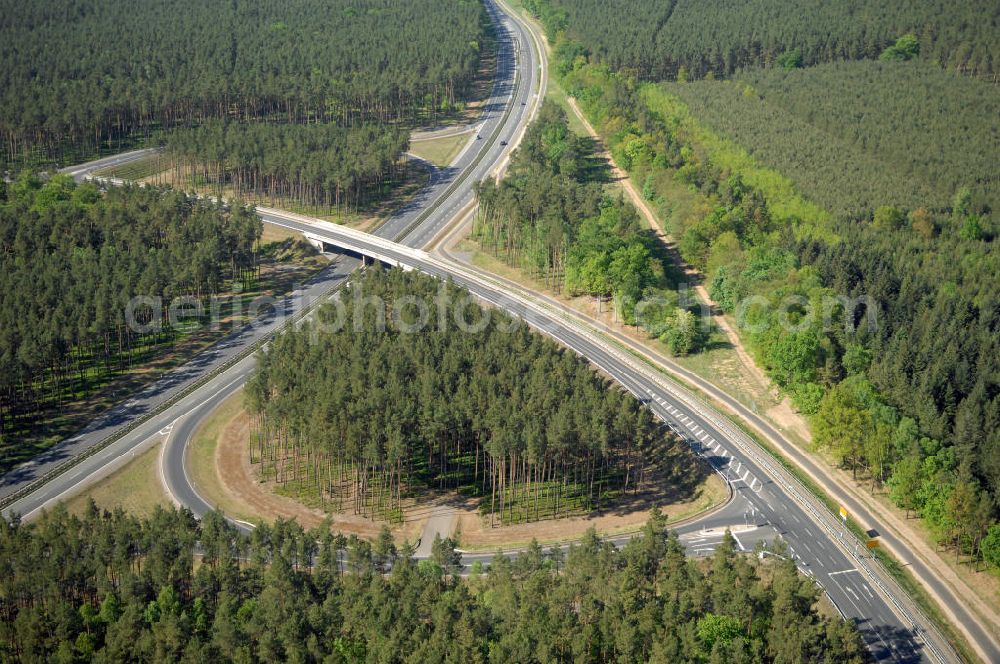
[378,0,541,248]
[57,147,159,182]
[0,257,359,515]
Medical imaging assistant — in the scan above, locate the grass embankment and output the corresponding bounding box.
[459,471,727,552]
[409,132,473,167]
[97,157,430,230]
[64,443,170,519]
[186,392,426,541]
[656,369,983,664]
[184,383,728,548]
[186,392,255,522]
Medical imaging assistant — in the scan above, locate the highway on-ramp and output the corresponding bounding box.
[237,212,953,664]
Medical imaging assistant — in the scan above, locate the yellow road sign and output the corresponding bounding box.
[839,506,848,521]
[866,539,880,549]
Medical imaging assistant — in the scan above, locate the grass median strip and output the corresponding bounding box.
[409,132,473,167]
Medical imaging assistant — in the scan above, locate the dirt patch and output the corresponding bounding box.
[207,403,426,542]
[765,398,813,444]
[458,471,727,551]
[200,395,727,547]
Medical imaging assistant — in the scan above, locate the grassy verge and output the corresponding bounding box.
[63,443,170,519]
[462,152,975,659]
[186,391,256,522]
[105,159,429,230]
[671,330,780,417]
[94,153,169,180]
[498,2,775,422]
[409,132,473,167]
[2,234,326,476]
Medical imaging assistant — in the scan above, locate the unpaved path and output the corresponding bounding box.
[565,97,793,428]
[414,501,462,557]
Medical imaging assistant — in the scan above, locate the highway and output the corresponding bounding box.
[57,147,158,182]
[0,0,977,662]
[0,0,538,514]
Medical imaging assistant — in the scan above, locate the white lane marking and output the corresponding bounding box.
[828,568,858,576]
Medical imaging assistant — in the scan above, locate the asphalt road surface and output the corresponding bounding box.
[2,0,980,662]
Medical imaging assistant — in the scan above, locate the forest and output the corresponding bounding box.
[165,121,411,211]
[1,0,488,169]
[473,102,706,354]
[0,174,261,471]
[664,60,1000,221]
[523,0,1000,81]
[1,0,489,212]
[524,2,1000,573]
[0,504,870,662]
[245,268,705,524]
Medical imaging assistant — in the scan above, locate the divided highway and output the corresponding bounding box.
[1,1,978,662]
[0,0,538,516]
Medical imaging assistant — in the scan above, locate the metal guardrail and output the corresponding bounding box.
[4,0,531,515]
[550,303,956,663]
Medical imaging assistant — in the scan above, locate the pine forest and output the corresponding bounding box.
[0,505,868,663]
[245,269,706,524]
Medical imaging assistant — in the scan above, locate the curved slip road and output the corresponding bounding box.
[216,213,957,664]
[1,0,538,514]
